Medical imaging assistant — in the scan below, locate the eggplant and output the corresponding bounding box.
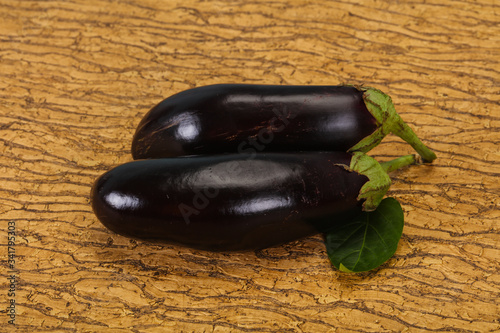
[91,152,391,251]
[132,84,436,162]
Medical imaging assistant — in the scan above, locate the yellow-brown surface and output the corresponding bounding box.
[1,0,499,332]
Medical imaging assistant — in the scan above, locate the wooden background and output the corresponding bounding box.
[1,0,499,331]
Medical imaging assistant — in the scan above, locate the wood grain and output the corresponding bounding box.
[1,0,499,332]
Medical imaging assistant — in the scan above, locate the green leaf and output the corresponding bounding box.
[325,197,404,273]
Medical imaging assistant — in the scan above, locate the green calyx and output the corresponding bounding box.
[349,152,391,212]
[348,87,437,163]
[349,153,419,211]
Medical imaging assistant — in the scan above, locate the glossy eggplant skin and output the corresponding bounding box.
[132,84,378,159]
[91,152,368,251]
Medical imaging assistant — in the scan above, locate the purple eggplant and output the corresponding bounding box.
[132,84,436,162]
[91,152,391,251]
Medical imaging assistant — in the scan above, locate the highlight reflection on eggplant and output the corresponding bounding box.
[91,152,390,251]
[132,84,436,162]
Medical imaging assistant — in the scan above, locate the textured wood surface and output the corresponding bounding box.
[1,0,499,332]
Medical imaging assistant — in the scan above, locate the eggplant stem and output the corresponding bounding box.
[388,112,437,162]
[350,87,437,163]
[380,154,417,173]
